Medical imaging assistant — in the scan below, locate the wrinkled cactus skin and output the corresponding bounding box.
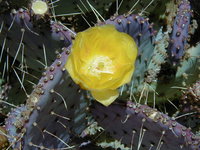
[0,0,200,149]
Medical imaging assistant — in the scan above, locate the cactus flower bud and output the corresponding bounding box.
[31,0,48,15]
[65,25,137,106]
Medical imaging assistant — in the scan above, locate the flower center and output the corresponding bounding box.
[88,56,114,76]
[97,62,105,70]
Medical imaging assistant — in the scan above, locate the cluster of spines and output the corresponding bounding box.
[147,38,200,104]
[145,28,168,84]
[180,80,200,118]
[0,83,10,102]
[5,105,27,147]
[0,126,8,149]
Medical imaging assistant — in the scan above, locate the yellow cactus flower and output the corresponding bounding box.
[65,25,138,106]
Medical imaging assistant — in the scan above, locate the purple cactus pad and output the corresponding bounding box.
[91,101,200,150]
[101,14,155,46]
[168,0,192,64]
[5,46,88,149]
[0,8,72,71]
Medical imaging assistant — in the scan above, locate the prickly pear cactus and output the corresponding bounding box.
[0,0,200,149]
[91,101,200,150]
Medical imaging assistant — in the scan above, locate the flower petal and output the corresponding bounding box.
[65,25,138,104]
[91,89,119,106]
